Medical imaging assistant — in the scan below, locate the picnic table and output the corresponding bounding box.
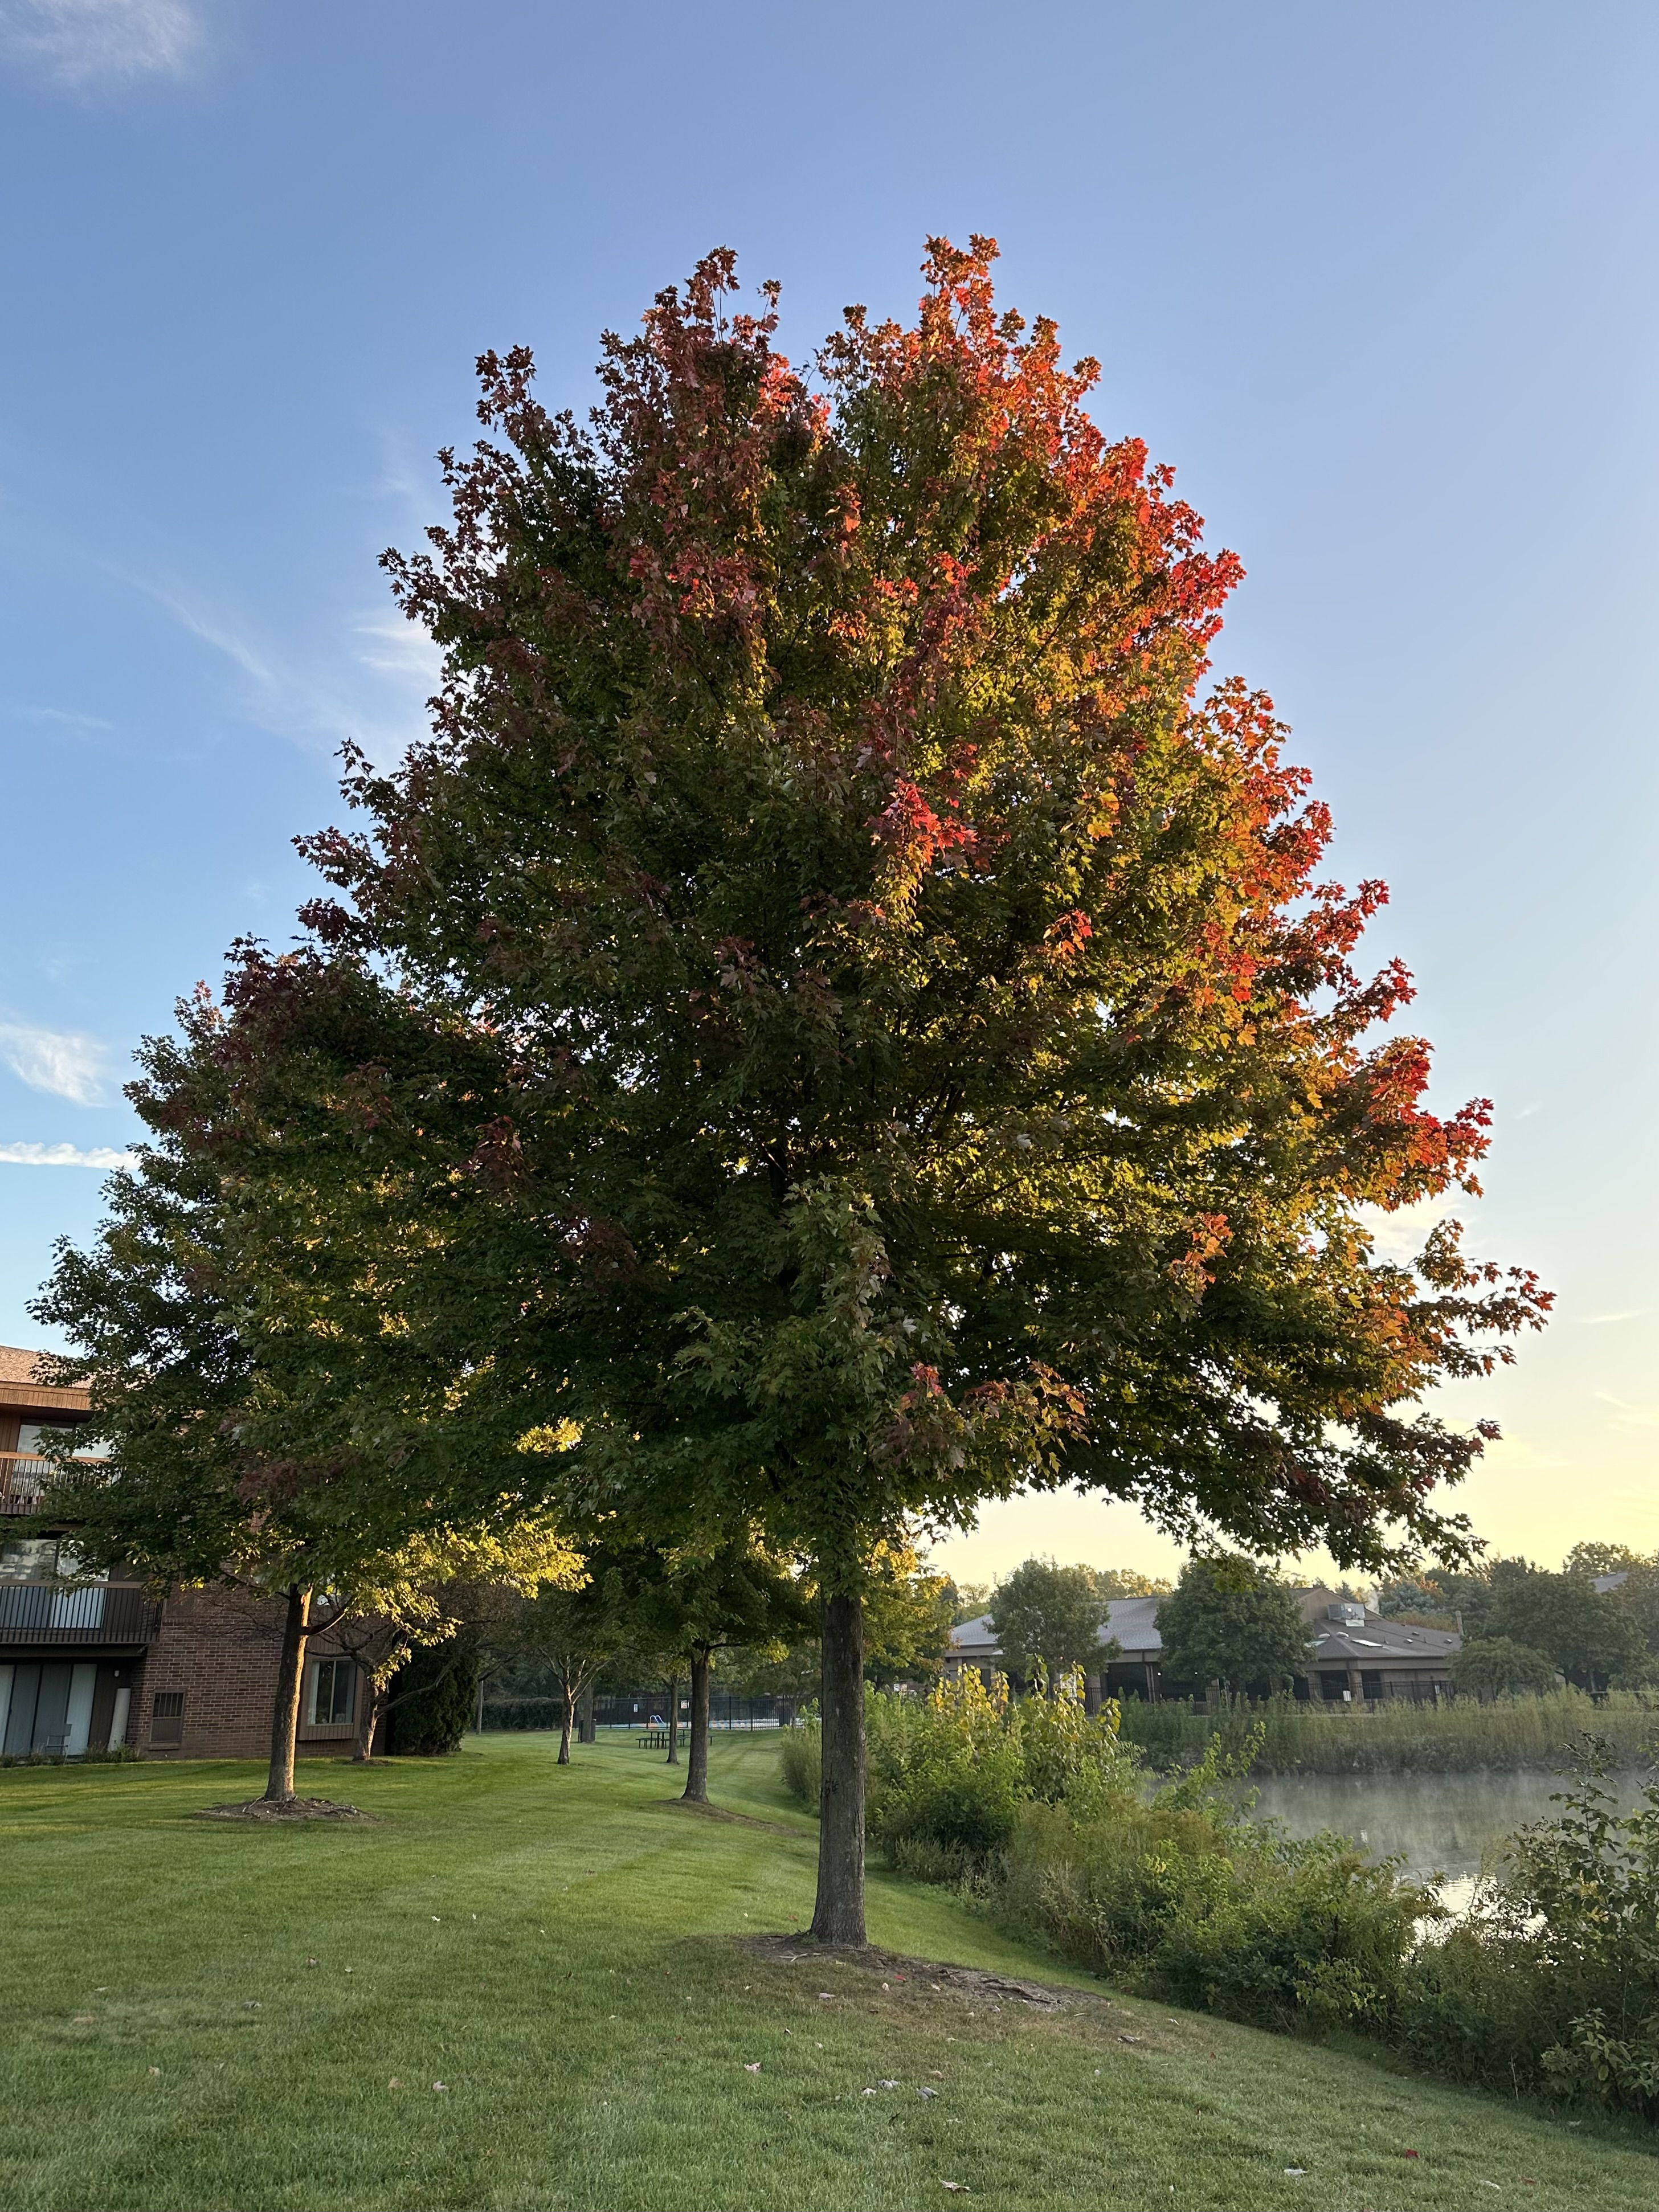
[636,1729,675,1749]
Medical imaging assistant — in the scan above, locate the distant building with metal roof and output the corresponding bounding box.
[946,1584,1462,1707]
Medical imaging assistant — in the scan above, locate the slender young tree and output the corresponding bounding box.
[503,1571,630,1763]
[623,1538,815,1803]
[291,239,1548,1937]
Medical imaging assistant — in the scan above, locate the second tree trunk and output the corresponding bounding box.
[810,1588,867,1945]
[683,1645,712,1803]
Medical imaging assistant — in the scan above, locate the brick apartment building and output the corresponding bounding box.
[1,1345,365,1761]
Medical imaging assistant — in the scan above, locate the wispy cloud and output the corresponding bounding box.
[0,1019,112,1104]
[1579,1310,1646,1327]
[1596,1392,1659,1432]
[354,613,443,693]
[0,1140,132,1168]
[9,704,116,733]
[0,0,200,87]
[108,565,434,766]
[126,571,277,689]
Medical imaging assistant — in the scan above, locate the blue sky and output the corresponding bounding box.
[1,0,1654,1582]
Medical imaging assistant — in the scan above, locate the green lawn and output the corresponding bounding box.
[2,1735,1653,2211]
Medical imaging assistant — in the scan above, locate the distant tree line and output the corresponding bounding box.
[1380,1547,1658,1696]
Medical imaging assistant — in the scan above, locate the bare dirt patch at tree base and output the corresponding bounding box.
[194,1797,374,1822]
[743,1931,1082,2012]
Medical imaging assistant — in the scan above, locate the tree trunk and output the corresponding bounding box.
[265,1585,310,1804]
[558,1676,575,1764]
[665,1670,681,1765]
[578,1679,596,1745]
[352,1674,384,1763]
[683,1646,712,1803]
[811,1588,867,1946]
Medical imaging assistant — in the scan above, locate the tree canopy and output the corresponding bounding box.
[30,995,579,1801]
[299,238,1546,1599]
[1452,1637,1558,1699]
[1486,1562,1649,1692]
[1155,1553,1311,1694]
[989,1557,1111,1683]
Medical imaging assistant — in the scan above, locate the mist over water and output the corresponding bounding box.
[1252,1768,1648,1917]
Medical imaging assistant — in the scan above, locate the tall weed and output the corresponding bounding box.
[866,1669,1138,1877]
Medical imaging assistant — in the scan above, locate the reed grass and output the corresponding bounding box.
[1115,1686,1659,1773]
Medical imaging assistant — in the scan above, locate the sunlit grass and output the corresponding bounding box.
[1,1733,1653,2210]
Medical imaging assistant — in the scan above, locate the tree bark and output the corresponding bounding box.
[578,1679,596,1745]
[352,1674,385,1763]
[683,1645,712,1802]
[265,1585,310,1804]
[665,1670,681,1765]
[558,1675,575,1764]
[811,1588,867,1945]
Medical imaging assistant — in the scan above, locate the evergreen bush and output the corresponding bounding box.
[389,1641,480,1755]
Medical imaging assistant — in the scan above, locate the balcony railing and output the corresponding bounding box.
[0,1450,107,1515]
[0,1581,159,1646]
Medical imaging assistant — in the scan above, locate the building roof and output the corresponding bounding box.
[1100,1595,1163,1655]
[1309,1617,1460,1665]
[0,1345,92,1414]
[1296,1583,1459,1667]
[950,1611,1000,1655]
[950,1595,1166,1663]
[950,1585,1461,1673]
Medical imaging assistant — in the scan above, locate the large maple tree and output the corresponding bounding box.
[293,238,1547,1939]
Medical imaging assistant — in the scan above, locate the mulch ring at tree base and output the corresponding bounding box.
[194,1797,375,1822]
[743,1932,1074,2013]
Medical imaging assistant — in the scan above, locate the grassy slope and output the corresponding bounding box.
[1,1736,1652,2212]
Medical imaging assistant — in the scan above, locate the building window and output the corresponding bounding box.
[1318,1670,1350,1701]
[151,1690,185,1747]
[307,1658,356,1727]
[1361,1671,1385,1702]
[0,1538,60,1584]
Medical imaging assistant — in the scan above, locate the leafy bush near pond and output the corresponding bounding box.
[1115,1684,1657,1774]
[785,1677,1659,2118]
[1000,1756,1433,2032]
[1398,1744,1659,2116]
[783,1670,1137,1872]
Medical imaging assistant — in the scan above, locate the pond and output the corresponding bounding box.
[1251,1768,1649,1914]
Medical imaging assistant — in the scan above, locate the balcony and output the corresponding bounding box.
[0,1582,160,1648]
[0,1449,107,1515]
